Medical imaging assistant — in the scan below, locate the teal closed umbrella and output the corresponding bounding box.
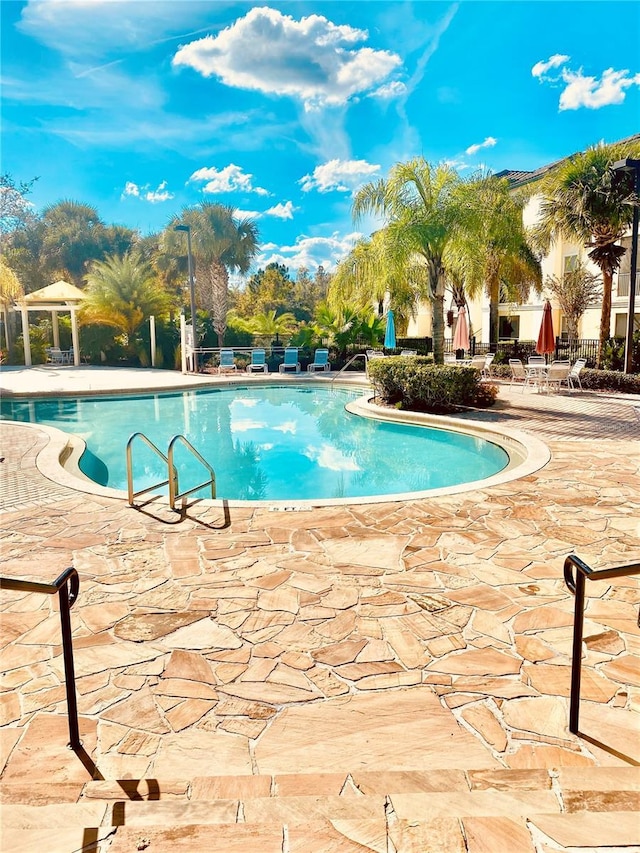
[384,309,396,350]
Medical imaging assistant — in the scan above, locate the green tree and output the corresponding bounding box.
[0,259,24,357]
[543,261,602,340]
[0,173,38,233]
[165,204,260,346]
[81,252,171,355]
[234,263,294,317]
[449,174,541,346]
[40,200,110,284]
[532,140,640,365]
[352,159,461,363]
[227,308,297,342]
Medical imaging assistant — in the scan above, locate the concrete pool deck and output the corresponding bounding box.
[1,366,639,852]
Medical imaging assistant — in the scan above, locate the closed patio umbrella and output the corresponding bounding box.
[384,309,396,350]
[453,306,470,353]
[536,300,555,359]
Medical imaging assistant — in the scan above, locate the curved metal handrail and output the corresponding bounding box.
[167,434,216,509]
[0,568,81,749]
[330,352,369,389]
[564,554,640,734]
[126,432,175,506]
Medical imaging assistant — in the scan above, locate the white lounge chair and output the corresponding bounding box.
[218,349,237,374]
[307,348,330,372]
[279,347,300,373]
[400,349,417,356]
[567,357,587,391]
[246,348,268,373]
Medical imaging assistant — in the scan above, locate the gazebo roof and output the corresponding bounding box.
[22,280,86,305]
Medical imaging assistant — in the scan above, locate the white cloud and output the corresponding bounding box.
[531,54,570,78]
[304,444,360,471]
[300,159,381,193]
[532,55,639,111]
[265,201,297,220]
[273,421,297,434]
[172,6,401,110]
[121,179,173,203]
[231,419,268,433]
[559,67,640,111]
[258,231,363,272]
[370,81,407,100]
[465,136,497,156]
[189,164,269,195]
[234,208,262,220]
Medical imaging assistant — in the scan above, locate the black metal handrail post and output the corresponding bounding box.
[564,554,639,734]
[0,567,81,750]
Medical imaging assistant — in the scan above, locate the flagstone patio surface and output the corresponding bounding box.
[1,367,639,851]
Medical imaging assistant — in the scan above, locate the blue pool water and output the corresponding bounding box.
[1,386,509,501]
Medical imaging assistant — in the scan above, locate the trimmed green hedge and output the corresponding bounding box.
[368,357,498,413]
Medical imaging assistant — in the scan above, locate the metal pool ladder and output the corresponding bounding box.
[126,432,216,509]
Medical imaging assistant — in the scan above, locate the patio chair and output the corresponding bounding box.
[246,348,268,373]
[567,358,587,391]
[48,347,66,365]
[366,349,386,362]
[444,353,457,363]
[400,349,417,356]
[469,354,487,370]
[544,361,571,393]
[279,347,300,373]
[307,348,330,372]
[217,349,237,374]
[509,358,535,391]
[482,352,495,379]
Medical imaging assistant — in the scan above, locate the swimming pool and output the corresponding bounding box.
[1,385,513,502]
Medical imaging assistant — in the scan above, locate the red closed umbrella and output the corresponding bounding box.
[536,300,555,358]
[453,306,470,352]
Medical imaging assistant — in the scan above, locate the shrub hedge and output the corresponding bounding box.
[367,357,498,413]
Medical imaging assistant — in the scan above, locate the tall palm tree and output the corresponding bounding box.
[165,204,260,346]
[82,252,171,353]
[227,309,297,342]
[532,140,640,366]
[449,174,542,346]
[352,159,461,363]
[0,259,24,357]
[40,200,108,284]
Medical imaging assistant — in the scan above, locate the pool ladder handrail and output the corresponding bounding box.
[330,352,369,389]
[126,432,216,509]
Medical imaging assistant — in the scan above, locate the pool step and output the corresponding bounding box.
[2,767,638,852]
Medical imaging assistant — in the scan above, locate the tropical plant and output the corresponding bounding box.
[165,204,260,346]
[352,159,461,363]
[313,302,362,354]
[81,252,171,355]
[543,261,602,340]
[0,258,24,357]
[39,200,110,284]
[449,174,542,345]
[227,309,297,342]
[531,140,640,366]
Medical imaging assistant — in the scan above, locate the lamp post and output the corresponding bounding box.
[174,224,197,372]
[612,158,640,375]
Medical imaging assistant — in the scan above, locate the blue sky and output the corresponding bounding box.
[2,1,639,277]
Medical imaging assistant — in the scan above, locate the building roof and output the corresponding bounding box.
[496,133,640,189]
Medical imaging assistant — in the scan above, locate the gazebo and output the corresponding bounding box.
[15,280,85,367]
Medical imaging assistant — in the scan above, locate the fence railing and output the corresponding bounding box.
[0,568,81,749]
[563,555,639,735]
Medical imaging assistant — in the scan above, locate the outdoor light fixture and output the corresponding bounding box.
[174,224,197,371]
[612,158,640,375]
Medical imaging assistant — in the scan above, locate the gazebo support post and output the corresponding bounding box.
[71,309,80,366]
[20,307,32,366]
[52,310,60,349]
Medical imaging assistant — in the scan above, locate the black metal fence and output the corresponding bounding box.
[395,336,601,366]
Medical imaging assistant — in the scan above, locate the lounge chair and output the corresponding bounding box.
[400,349,417,356]
[217,349,237,374]
[366,349,385,361]
[482,353,495,378]
[246,348,268,373]
[279,347,300,373]
[307,348,330,372]
[567,357,587,391]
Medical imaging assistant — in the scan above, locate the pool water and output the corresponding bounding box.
[1,386,509,501]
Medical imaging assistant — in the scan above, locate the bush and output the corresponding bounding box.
[579,368,640,394]
[368,357,498,413]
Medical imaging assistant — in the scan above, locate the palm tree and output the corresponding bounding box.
[449,174,542,347]
[40,200,108,284]
[165,204,260,346]
[532,140,640,365]
[0,259,24,357]
[82,252,171,354]
[227,309,297,342]
[352,159,461,364]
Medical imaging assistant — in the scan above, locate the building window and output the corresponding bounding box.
[563,254,579,273]
[499,316,519,339]
[614,313,640,337]
[560,316,569,341]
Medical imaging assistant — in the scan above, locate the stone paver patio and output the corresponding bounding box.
[0,367,639,852]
